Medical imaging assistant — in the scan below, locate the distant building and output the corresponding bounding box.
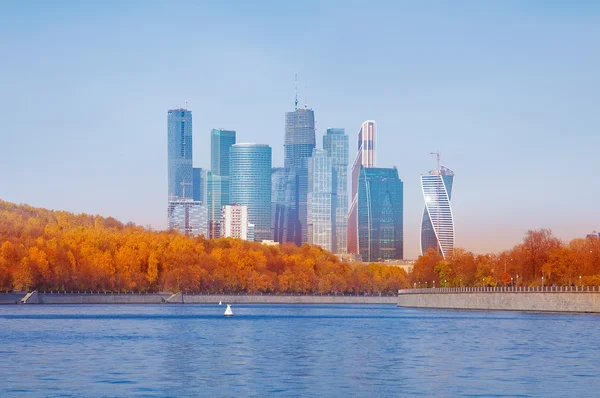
[323,128,349,253]
[192,167,204,203]
[222,205,250,240]
[230,143,272,241]
[167,109,193,200]
[353,166,403,262]
[586,231,600,239]
[272,167,300,245]
[211,129,236,176]
[308,149,336,252]
[247,223,255,243]
[167,200,208,237]
[421,164,455,258]
[348,120,377,256]
[204,171,229,238]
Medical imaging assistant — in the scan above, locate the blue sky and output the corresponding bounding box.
[1,0,599,258]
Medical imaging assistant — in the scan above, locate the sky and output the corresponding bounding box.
[1,0,599,259]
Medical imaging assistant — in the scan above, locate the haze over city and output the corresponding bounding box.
[1,1,599,258]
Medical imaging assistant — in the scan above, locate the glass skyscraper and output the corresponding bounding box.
[192,167,204,203]
[323,128,349,253]
[348,121,376,255]
[204,171,229,238]
[284,107,316,244]
[211,129,236,176]
[230,143,272,241]
[167,108,193,200]
[355,167,403,261]
[272,167,301,245]
[421,166,455,258]
[308,149,337,252]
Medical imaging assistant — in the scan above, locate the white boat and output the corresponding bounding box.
[218,301,222,305]
[224,304,233,317]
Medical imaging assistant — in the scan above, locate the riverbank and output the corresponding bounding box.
[398,287,600,313]
[0,292,396,305]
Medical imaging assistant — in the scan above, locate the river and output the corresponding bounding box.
[1,304,599,396]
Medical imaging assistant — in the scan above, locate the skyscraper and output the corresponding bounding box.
[204,171,229,238]
[230,143,272,241]
[323,128,349,253]
[284,107,316,244]
[308,149,336,252]
[211,129,236,176]
[167,108,193,200]
[348,120,376,255]
[192,167,204,203]
[272,167,300,245]
[167,200,208,237]
[421,163,455,258]
[355,167,403,261]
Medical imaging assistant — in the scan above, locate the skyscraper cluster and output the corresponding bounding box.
[167,93,456,261]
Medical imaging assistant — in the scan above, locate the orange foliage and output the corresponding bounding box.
[0,200,408,294]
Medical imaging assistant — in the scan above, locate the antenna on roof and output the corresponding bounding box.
[304,85,308,109]
[184,100,188,109]
[294,73,298,110]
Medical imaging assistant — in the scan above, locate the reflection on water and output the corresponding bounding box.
[1,304,599,396]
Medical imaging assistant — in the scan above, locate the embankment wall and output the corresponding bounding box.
[398,289,600,313]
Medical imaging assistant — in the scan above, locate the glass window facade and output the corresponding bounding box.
[323,128,349,253]
[229,144,272,242]
[211,129,236,176]
[167,200,208,237]
[421,166,455,258]
[192,167,204,203]
[308,149,336,252]
[272,167,301,245]
[167,109,193,200]
[203,171,229,239]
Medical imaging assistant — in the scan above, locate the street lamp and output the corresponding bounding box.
[542,276,544,289]
[433,281,436,289]
[511,277,513,288]
[482,278,485,288]
[516,274,519,287]
[444,279,447,288]
[580,275,582,289]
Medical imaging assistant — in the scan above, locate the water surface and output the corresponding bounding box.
[1,304,599,397]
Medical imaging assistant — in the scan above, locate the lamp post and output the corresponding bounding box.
[444,279,447,288]
[433,281,436,289]
[542,276,544,289]
[516,274,519,287]
[459,279,462,288]
[511,277,513,289]
[482,278,485,288]
[580,275,582,289]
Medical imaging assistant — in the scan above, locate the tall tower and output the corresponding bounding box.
[229,143,272,241]
[211,129,236,176]
[323,128,349,253]
[308,149,336,252]
[167,108,193,200]
[348,120,376,255]
[420,159,455,258]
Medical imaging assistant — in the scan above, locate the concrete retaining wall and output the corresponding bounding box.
[182,294,397,305]
[0,292,26,304]
[37,293,168,304]
[398,290,600,313]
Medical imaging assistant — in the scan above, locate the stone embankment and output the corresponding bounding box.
[0,292,396,305]
[398,286,600,313]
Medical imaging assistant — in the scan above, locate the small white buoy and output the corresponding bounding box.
[224,304,233,317]
[219,301,222,305]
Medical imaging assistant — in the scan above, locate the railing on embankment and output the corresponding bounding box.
[397,286,600,313]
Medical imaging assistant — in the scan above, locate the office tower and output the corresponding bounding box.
[284,107,316,244]
[167,200,208,237]
[222,205,250,240]
[192,167,204,203]
[247,223,255,242]
[204,171,229,238]
[354,167,404,261]
[421,163,455,259]
[211,129,236,176]
[308,149,336,252]
[167,108,193,200]
[272,167,301,245]
[323,128,349,253]
[348,121,376,255]
[230,143,272,241]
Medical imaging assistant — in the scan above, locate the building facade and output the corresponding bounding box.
[272,167,301,245]
[323,128,349,253]
[355,167,403,262]
[167,200,208,237]
[167,108,193,200]
[229,143,272,241]
[192,167,204,203]
[348,120,376,255]
[420,166,455,258]
[211,129,236,176]
[222,205,250,240]
[203,171,229,238]
[308,149,337,252]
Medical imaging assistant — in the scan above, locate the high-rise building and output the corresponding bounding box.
[167,200,208,237]
[222,205,250,240]
[192,167,204,203]
[211,129,236,176]
[272,167,300,245]
[421,165,455,258]
[230,143,272,241]
[355,167,403,261]
[284,107,316,244]
[308,149,336,252]
[348,120,376,255]
[167,108,193,200]
[323,128,349,253]
[204,171,229,238]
